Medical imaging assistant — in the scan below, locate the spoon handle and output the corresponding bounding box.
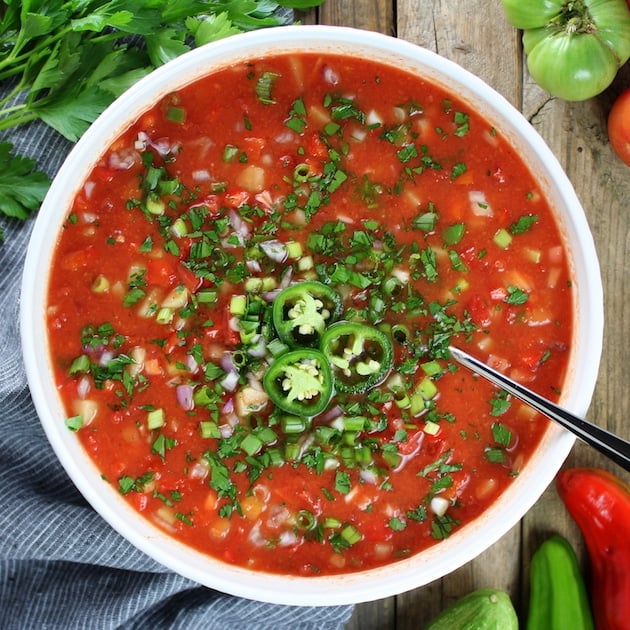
[449,346,630,473]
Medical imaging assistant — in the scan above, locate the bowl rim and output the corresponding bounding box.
[20,24,603,606]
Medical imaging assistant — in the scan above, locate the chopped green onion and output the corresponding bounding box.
[416,376,438,400]
[282,415,309,434]
[145,192,165,215]
[340,523,362,545]
[156,306,174,324]
[297,509,317,530]
[200,421,220,439]
[240,433,263,456]
[196,289,218,304]
[255,71,280,105]
[421,360,443,376]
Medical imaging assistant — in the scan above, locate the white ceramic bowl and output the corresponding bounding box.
[20,25,603,605]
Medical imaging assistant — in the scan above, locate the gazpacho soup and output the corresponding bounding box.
[47,51,573,576]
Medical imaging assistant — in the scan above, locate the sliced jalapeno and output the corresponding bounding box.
[320,322,393,394]
[272,281,342,348]
[263,349,334,417]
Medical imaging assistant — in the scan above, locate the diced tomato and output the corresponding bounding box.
[224,190,250,208]
[243,137,266,161]
[488,354,510,372]
[521,351,544,371]
[146,258,178,287]
[467,294,492,328]
[60,245,96,271]
[360,518,393,543]
[130,493,149,512]
[490,287,507,301]
[91,165,116,183]
[307,133,328,159]
[163,331,183,354]
[189,195,220,215]
[305,157,323,178]
[398,430,424,455]
[177,262,201,293]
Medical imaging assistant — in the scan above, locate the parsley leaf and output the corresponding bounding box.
[0,142,50,220]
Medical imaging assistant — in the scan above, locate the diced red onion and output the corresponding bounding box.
[186,354,199,374]
[83,181,96,200]
[254,190,275,210]
[108,149,138,171]
[259,239,288,263]
[319,405,344,424]
[188,460,209,481]
[248,522,266,547]
[192,169,212,182]
[220,370,239,392]
[219,423,233,439]
[277,530,299,547]
[246,259,262,273]
[229,210,250,239]
[274,129,295,144]
[261,289,281,302]
[323,65,340,85]
[151,137,176,156]
[222,398,234,415]
[469,190,493,217]
[430,496,450,517]
[176,384,195,411]
[247,335,267,358]
[99,350,114,366]
[279,267,294,289]
[220,351,237,373]
[77,376,91,400]
[359,468,378,485]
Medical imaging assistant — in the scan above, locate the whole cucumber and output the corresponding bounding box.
[424,588,518,630]
[526,534,593,630]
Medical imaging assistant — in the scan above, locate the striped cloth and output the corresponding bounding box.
[0,105,354,630]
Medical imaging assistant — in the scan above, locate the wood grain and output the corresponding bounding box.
[300,2,629,627]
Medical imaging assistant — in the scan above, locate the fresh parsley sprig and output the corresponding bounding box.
[0,0,325,234]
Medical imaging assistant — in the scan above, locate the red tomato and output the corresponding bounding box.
[608,88,630,166]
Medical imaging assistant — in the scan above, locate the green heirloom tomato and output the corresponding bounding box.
[501,0,630,101]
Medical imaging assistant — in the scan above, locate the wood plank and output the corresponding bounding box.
[397,0,522,108]
[318,0,395,34]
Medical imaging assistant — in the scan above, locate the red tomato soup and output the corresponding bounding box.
[47,53,573,576]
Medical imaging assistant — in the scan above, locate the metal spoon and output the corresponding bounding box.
[449,345,630,472]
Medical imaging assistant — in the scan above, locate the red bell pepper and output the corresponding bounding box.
[556,468,630,630]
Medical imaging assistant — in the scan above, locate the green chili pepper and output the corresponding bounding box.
[272,281,343,348]
[263,349,334,417]
[320,322,393,394]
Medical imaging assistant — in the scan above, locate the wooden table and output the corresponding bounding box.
[297,2,630,628]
